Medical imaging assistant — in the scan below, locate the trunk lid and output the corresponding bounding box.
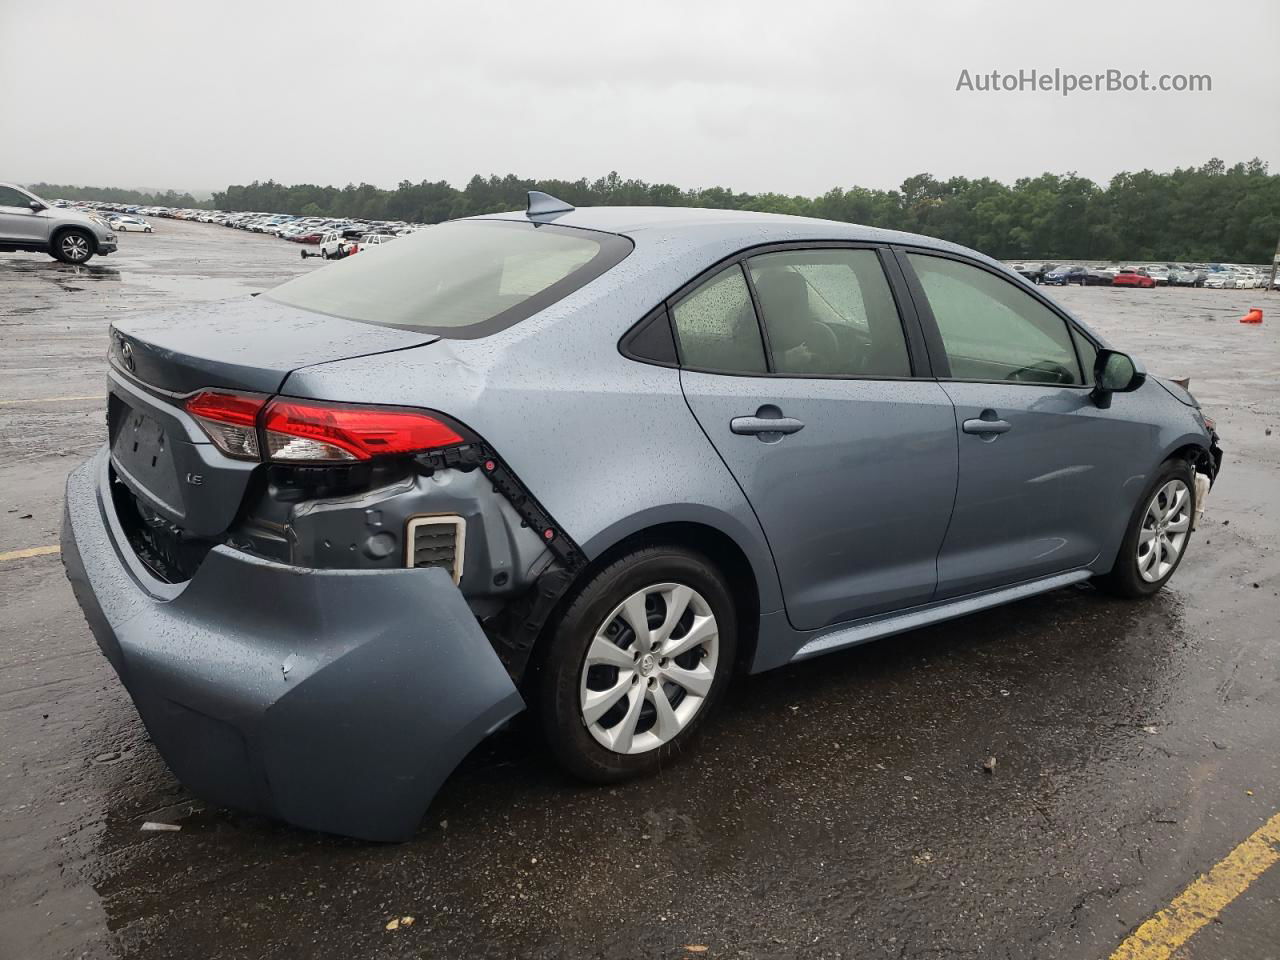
[109,295,437,395]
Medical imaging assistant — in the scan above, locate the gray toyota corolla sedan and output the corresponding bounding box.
[62,193,1222,840]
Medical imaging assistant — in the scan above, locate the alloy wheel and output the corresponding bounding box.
[1137,478,1191,582]
[61,234,90,262]
[579,582,719,755]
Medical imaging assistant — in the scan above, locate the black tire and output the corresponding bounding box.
[534,545,738,783]
[51,228,94,264]
[1094,458,1196,598]
[321,249,329,259]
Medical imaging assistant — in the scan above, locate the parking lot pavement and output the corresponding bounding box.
[1,220,1278,960]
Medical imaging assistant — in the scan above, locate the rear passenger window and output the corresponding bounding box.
[907,254,1083,385]
[670,265,767,374]
[746,249,911,377]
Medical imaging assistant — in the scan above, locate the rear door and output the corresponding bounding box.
[898,249,1149,598]
[676,245,958,631]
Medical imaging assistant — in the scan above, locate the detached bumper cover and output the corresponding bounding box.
[61,447,524,841]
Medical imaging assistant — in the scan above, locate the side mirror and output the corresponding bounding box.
[1091,349,1146,408]
[28,200,46,212]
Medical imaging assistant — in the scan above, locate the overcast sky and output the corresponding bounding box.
[2,0,1277,197]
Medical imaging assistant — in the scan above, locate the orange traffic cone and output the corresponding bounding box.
[1241,308,1263,324]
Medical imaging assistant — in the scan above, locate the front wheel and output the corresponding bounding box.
[52,229,94,264]
[535,545,737,783]
[1094,459,1196,597]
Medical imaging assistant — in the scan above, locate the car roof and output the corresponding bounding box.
[472,205,976,258]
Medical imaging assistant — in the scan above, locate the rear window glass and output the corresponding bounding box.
[267,219,632,337]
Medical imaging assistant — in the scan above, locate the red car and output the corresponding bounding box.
[1113,268,1156,288]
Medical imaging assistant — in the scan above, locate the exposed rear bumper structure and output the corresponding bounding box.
[61,447,525,841]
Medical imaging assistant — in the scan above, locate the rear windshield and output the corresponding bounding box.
[266,219,632,337]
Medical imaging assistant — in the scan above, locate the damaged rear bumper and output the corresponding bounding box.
[61,446,524,841]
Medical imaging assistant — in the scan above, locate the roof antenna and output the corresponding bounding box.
[526,191,574,217]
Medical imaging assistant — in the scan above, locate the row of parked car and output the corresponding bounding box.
[67,200,421,245]
[56,200,419,257]
[43,202,158,234]
[217,211,416,246]
[1011,261,1277,289]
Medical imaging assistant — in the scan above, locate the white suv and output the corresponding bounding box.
[0,182,118,264]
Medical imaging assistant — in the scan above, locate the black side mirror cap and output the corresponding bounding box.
[1091,349,1147,408]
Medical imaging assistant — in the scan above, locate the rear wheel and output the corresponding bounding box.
[52,229,94,264]
[1095,459,1195,597]
[535,545,737,782]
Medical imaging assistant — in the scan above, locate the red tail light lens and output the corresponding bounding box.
[262,399,464,462]
[185,390,266,459]
[185,392,464,463]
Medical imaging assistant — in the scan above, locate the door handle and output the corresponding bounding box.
[731,406,805,440]
[731,416,805,435]
[962,415,1012,436]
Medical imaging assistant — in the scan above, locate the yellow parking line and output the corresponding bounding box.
[0,396,101,406]
[1110,809,1280,960]
[0,545,60,562]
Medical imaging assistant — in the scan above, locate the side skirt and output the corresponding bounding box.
[790,568,1093,662]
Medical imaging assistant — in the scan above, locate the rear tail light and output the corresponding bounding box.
[184,391,464,464]
[263,399,463,462]
[185,390,265,459]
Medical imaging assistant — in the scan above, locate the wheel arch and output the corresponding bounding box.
[580,502,782,612]
[50,223,98,253]
[522,514,773,693]
[1097,435,1212,575]
[1159,434,1215,479]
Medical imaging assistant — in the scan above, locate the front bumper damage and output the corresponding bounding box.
[1193,427,1224,530]
[62,447,524,841]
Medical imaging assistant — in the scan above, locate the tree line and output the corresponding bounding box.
[27,158,1280,263]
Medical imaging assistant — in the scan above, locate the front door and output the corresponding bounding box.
[0,185,49,244]
[901,251,1147,597]
[673,247,958,631]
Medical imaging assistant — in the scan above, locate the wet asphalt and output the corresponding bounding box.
[1,220,1278,960]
